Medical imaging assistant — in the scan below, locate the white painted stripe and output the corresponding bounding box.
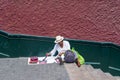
[85,62,101,65]
[0,52,10,57]
[109,66,120,71]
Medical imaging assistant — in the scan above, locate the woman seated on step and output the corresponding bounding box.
[46,35,81,67]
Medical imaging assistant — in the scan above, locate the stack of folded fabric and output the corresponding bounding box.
[29,56,38,63]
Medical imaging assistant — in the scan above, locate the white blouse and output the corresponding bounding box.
[50,40,71,56]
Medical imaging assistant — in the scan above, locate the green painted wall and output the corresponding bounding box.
[0,30,120,76]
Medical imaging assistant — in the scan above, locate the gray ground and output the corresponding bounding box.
[0,58,70,80]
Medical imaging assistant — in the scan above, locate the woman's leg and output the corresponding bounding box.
[55,56,64,65]
[74,51,81,67]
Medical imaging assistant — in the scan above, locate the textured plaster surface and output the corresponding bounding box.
[0,0,120,44]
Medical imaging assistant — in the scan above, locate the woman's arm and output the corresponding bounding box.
[46,44,57,56]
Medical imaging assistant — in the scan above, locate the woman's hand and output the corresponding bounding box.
[58,52,64,56]
[46,53,51,56]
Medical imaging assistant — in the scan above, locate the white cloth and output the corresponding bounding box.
[28,56,57,65]
[50,40,70,56]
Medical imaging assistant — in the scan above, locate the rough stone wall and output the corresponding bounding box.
[0,0,120,45]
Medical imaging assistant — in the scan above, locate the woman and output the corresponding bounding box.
[46,35,80,67]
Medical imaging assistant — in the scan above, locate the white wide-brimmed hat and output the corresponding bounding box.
[54,35,64,43]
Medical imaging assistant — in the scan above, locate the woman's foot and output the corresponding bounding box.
[75,59,81,67]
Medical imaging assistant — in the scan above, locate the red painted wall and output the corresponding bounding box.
[0,0,120,45]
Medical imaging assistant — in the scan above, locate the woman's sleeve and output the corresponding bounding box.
[50,44,57,56]
[66,41,71,50]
